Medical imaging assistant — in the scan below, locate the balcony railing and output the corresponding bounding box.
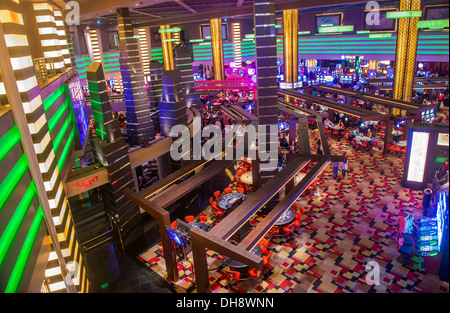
[33,57,58,85]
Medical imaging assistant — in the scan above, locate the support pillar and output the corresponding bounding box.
[392,0,422,115]
[160,25,175,71]
[283,9,298,87]
[210,18,224,81]
[117,8,155,146]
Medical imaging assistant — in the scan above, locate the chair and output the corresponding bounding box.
[283,224,293,235]
[394,145,402,156]
[185,215,195,223]
[224,188,233,194]
[326,128,332,135]
[258,242,268,255]
[248,268,261,279]
[214,191,221,199]
[352,139,360,149]
[263,251,272,268]
[291,202,298,212]
[333,130,339,137]
[400,147,407,154]
[299,207,305,215]
[386,144,395,154]
[225,270,241,285]
[268,226,279,236]
[371,141,378,148]
[199,214,208,223]
[209,197,214,205]
[295,213,302,221]
[212,207,224,219]
[237,187,245,194]
[171,221,177,228]
[360,140,369,151]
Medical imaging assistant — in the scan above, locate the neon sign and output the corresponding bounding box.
[72,175,99,189]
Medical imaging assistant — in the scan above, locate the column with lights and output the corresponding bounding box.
[116,8,155,146]
[232,23,242,67]
[160,25,176,71]
[210,18,225,81]
[253,0,279,208]
[87,62,142,251]
[282,9,298,88]
[390,0,422,115]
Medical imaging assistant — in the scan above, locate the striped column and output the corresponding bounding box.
[210,18,224,81]
[0,0,86,293]
[159,70,188,137]
[283,9,298,85]
[32,2,65,74]
[254,0,279,201]
[54,10,73,68]
[87,62,142,245]
[137,28,150,75]
[232,23,242,67]
[148,60,163,110]
[174,45,202,111]
[116,8,155,146]
[88,29,102,63]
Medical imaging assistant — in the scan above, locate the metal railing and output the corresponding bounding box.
[33,57,59,85]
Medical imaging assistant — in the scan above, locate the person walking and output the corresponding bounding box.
[333,161,340,179]
[340,155,349,179]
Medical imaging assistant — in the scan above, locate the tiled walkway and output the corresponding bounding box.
[137,130,449,293]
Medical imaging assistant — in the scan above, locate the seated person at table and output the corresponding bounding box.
[338,120,345,129]
[397,213,409,236]
[323,118,333,128]
[367,129,373,139]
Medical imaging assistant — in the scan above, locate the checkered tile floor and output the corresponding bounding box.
[137,130,449,293]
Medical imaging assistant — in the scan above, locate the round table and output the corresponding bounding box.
[239,172,253,185]
[190,222,209,232]
[217,193,247,210]
[275,208,295,227]
[223,244,262,269]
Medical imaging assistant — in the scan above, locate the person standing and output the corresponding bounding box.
[333,161,340,179]
[340,155,348,179]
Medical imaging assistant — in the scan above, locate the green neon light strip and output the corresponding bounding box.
[53,115,72,152]
[42,85,65,112]
[417,19,449,29]
[318,25,354,33]
[299,41,396,46]
[0,181,36,272]
[48,97,69,133]
[0,154,29,213]
[103,53,120,58]
[104,63,120,68]
[57,127,75,172]
[357,30,371,34]
[386,10,422,19]
[158,27,181,33]
[298,31,311,35]
[369,33,392,38]
[189,39,204,43]
[0,125,21,163]
[104,68,121,72]
[4,207,44,293]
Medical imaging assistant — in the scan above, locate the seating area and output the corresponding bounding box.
[137,126,449,294]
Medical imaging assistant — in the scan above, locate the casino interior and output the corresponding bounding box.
[0,0,449,294]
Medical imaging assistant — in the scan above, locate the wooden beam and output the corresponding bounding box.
[122,189,179,281]
[238,157,330,251]
[209,156,309,240]
[151,160,234,208]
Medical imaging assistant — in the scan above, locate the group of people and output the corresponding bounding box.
[332,154,349,180]
[398,213,418,237]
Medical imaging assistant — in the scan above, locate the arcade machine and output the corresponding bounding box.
[416,190,449,277]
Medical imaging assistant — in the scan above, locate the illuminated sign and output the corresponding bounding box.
[318,25,354,33]
[158,27,181,33]
[386,11,422,19]
[406,131,430,183]
[417,19,449,29]
[73,175,99,189]
[437,133,449,146]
